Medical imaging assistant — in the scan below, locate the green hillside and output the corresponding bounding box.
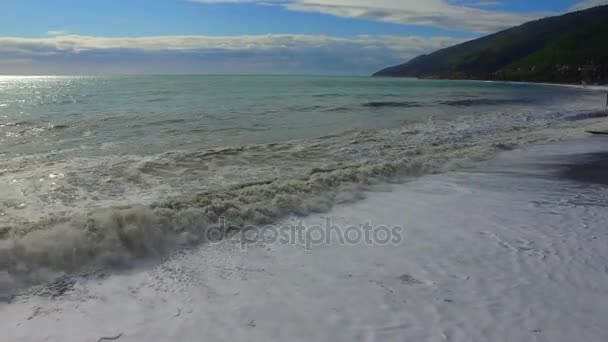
[373,5,608,84]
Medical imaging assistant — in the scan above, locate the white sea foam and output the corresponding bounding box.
[2,137,608,341]
[1,77,607,293]
[0,108,607,293]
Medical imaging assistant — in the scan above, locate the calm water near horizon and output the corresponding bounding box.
[0,75,595,156]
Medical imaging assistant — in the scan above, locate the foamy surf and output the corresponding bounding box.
[2,107,608,294]
[2,137,608,342]
[1,76,608,294]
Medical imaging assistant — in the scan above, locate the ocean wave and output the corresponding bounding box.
[362,101,423,108]
[1,106,606,295]
[361,98,535,108]
[0,155,444,295]
[0,121,33,128]
[564,110,608,121]
[324,106,352,112]
[0,120,71,131]
[312,93,346,98]
[144,118,188,126]
[439,98,534,106]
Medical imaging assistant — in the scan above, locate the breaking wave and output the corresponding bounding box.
[362,101,423,108]
[439,98,534,106]
[564,110,608,121]
[1,106,607,295]
[0,155,445,294]
[360,98,535,109]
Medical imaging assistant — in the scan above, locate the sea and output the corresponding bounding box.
[1,75,607,294]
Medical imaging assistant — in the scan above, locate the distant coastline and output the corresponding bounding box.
[374,5,608,86]
[371,75,608,92]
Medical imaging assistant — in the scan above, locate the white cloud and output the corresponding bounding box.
[0,34,463,55]
[46,30,67,36]
[0,33,466,75]
[189,0,546,33]
[570,0,608,10]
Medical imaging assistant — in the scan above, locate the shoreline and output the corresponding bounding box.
[490,80,608,92]
[3,136,608,342]
[2,75,608,299]
[560,151,608,185]
[373,75,608,92]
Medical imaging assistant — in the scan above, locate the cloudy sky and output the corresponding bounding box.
[0,0,606,75]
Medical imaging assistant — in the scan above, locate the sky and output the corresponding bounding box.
[0,0,606,75]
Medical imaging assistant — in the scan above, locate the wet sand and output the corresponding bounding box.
[562,152,608,185]
[560,149,608,186]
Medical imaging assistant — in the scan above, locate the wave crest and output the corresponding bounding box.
[0,156,443,295]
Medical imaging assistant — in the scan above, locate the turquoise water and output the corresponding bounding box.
[0,75,592,156]
[0,75,605,292]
